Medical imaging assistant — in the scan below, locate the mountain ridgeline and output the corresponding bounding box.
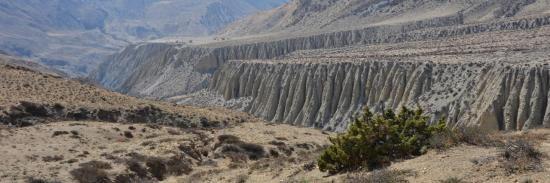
[93,0,550,131]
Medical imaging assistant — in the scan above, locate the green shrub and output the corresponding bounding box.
[318,107,446,174]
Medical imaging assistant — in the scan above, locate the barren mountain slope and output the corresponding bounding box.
[93,12,550,132]
[0,56,251,127]
[222,0,550,36]
[208,24,550,131]
[0,55,333,183]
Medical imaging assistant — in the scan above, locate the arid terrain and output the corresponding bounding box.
[1,54,550,183]
[3,0,550,183]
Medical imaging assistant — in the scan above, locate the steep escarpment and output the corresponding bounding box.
[93,15,550,100]
[207,25,550,131]
[209,59,550,132]
[93,43,216,98]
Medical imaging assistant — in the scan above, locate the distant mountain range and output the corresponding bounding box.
[0,0,287,76]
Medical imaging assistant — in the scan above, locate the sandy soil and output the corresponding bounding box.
[0,121,331,183]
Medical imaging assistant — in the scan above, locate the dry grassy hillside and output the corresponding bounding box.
[0,56,252,128]
[0,56,332,183]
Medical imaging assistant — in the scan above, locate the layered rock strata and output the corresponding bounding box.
[208,26,550,131]
[93,15,550,99]
[210,59,550,132]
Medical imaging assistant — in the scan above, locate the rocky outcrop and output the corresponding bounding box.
[209,59,550,131]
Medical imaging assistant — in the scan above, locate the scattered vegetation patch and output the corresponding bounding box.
[124,153,192,181]
[500,140,544,174]
[126,160,148,178]
[178,143,204,161]
[52,131,69,137]
[79,160,113,170]
[26,177,62,183]
[344,169,413,183]
[42,155,64,162]
[318,107,447,174]
[144,155,192,181]
[123,131,133,138]
[234,174,249,183]
[70,161,113,183]
[216,134,266,161]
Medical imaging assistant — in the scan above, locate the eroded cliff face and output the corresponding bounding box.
[93,44,215,98]
[207,23,550,131]
[93,15,550,131]
[209,59,550,131]
[93,15,550,98]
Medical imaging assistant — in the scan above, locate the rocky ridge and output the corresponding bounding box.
[94,14,550,97]
[93,6,550,131]
[207,24,550,131]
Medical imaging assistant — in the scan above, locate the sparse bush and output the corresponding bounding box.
[42,155,64,162]
[70,130,79,136]
[303,161,316,171]
[269,149,280,157]
[165,155,193,176]
[124,131,133,138]
[217,135,241,145]
[70,166,111,183]
[238,143,265,160]
[26,177,61,183]
[501,140,544,174]
[520,177,534,183]
[52,131,69,137]
[79,160,113,170]
[453,127,501,147]
[126,160,148,178]
[178,143,203,161]
[318,107,447,174]
[144,155,192,181]
[145,157,166,180]
[216,135,266,161]
[235,174,249,183]
[345,169,412,183]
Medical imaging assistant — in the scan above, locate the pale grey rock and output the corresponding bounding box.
[92,14,550,131]
[210,59,550,132]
